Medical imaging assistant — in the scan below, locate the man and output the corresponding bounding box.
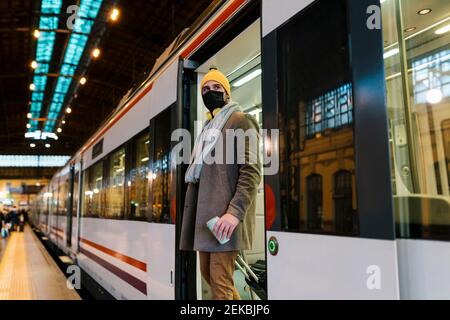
[180,69,261,300]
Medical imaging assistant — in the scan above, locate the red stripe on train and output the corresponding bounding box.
[80,238,147,272]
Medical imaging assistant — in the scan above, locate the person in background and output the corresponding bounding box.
[18,210,25,232]
[10,206,18,232]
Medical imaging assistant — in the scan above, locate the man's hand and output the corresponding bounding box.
[213,213,240,241]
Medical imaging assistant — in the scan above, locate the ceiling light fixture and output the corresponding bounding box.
[404,27,416,33]
[418,8,432,15]
[31,61,38,69]
[26,124,31,129]
[79,77,87,85]
[66,107,72,114]
[45,143,51,148]
[426,89,443,104]
[29,83,36,91]
[57,128,62,133]
[232,69,262,87]
[33,29,41,38]
[383,48,399,59]
[27,113,32,119]
[30,143,36,148]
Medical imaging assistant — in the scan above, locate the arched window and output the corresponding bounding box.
[307,174,323,230]
[334,170,353,233]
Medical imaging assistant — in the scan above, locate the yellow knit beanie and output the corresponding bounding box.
[200,69,231,97]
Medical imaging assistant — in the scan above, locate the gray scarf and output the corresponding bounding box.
[185,101,242,183]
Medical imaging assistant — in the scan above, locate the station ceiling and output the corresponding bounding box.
[0,0,214,156]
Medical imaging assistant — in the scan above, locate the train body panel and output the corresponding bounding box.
[397,239,450,299]
[266,231,400,299]
[82,59,179,171]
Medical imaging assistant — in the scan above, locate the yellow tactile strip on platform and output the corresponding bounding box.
[0,232,33,299]
[0,226,80,300]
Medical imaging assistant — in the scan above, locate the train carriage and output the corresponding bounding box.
[32,0,450,300]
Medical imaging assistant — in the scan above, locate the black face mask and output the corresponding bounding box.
[202,90,226,114]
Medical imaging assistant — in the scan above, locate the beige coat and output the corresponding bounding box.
[179,111,261,252]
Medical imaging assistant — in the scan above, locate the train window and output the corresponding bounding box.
[382,0,450,240]
[83,161,104,217]
[277,0,358,235]
[105,148,126,219]
[128,132,150,220]
[151,108,171,223]
[50,185,58,217]
[59,176,69,216]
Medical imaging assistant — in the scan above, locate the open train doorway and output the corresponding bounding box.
[182,16,266,300]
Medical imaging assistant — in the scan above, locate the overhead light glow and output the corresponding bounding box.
[384,48,399,59]
[27,113,32,119]
[62,120,66,124]
[80,77,87,85]
[435,24,450,35]
[232,69,262,88]
[30,143,36,148]
[66,107,72,114]
[0,155,70,167]
[426,89,443,104]
[24,131,58,140]
[29,83,36,91]
[26,124,31,129]
[31,61,38,69]
[92,48,100,58]
[33,29,41,38]
[57,128,62,133]
[110,8,120,21]
[45,143,51,148]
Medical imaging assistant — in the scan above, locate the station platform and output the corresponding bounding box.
[0,225,80,300]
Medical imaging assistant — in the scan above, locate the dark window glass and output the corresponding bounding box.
[278,0,358,235]
[334,170,356,234]
[128,132,150,220]
[307,174,323,230]
[151,108,172,223]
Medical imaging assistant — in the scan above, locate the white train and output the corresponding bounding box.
[32,0,450,300]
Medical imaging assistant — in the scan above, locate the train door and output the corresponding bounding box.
[66,166,75,248]
[178,4,266,299]
[71,162,81,256]
[381,0,450,299]
[262,0,400,299]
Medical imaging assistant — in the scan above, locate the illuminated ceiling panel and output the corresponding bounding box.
[28,0,63,132]
[43,0,104,132]
[0,155,71,167]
